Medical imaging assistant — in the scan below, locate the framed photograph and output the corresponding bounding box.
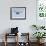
[10,7,26,20]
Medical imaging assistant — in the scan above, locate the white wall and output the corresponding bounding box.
[0,0,37,42]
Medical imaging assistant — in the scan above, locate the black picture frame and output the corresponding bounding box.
[10,7,26,20]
